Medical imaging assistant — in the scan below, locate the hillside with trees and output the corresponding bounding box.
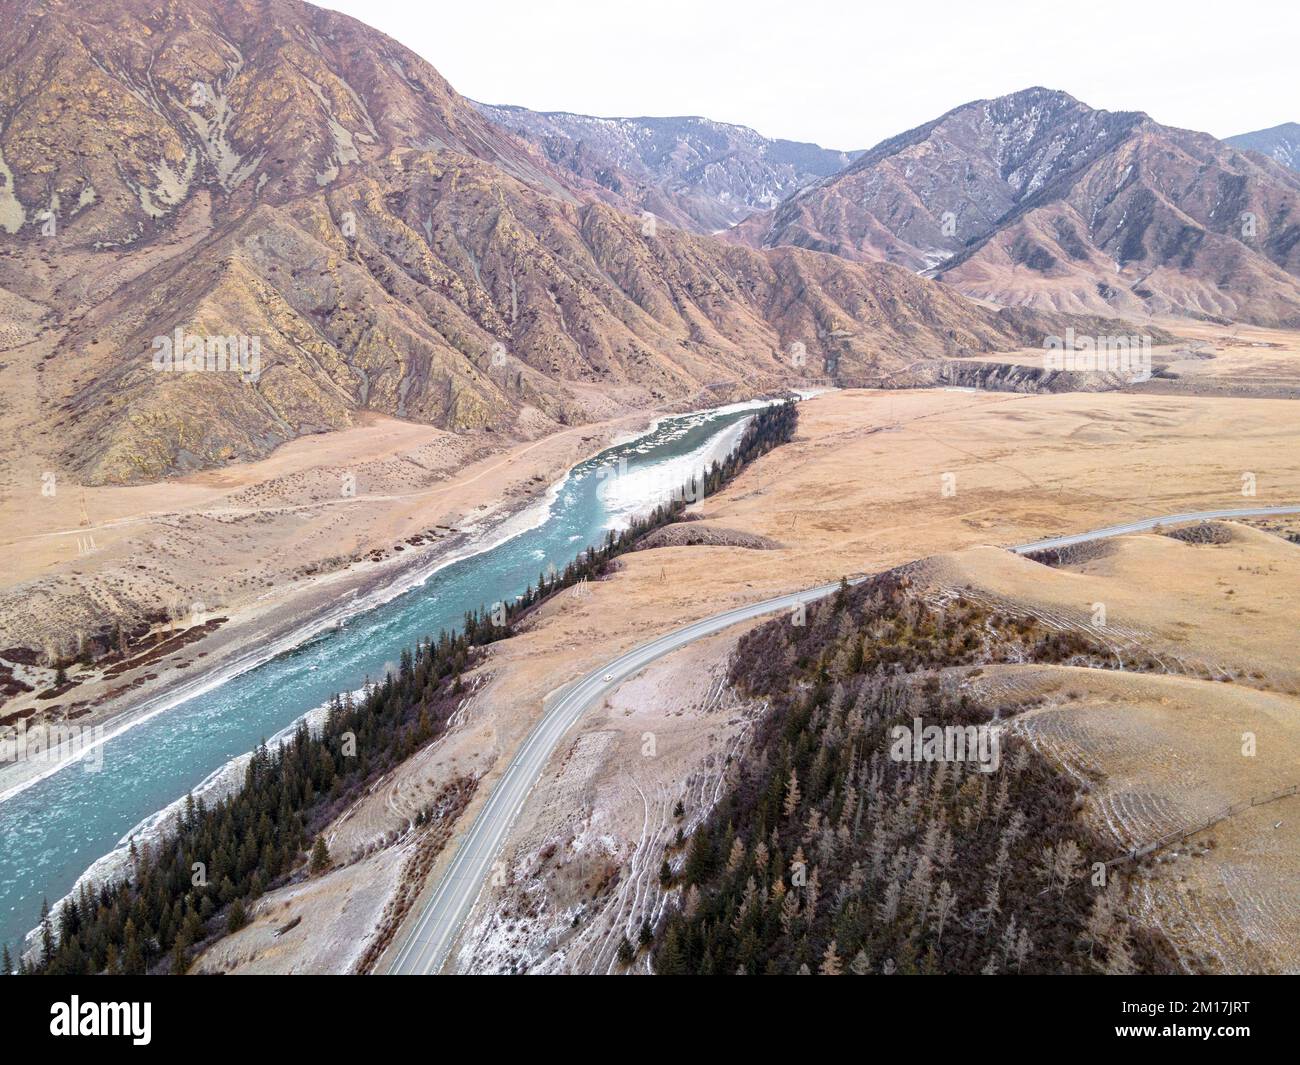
[653,571,1184,975]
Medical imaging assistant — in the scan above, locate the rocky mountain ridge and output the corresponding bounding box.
[1227,122,1300,172]
[732,88,1300,326]
[473,104,860,233]
[0,0,1058,485]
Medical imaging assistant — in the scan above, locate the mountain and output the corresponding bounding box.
[0,0,580,244]
[473,105,860,233]
[0,0,1045,486]
[733,88,1300,326]
[1226,123,1300,171]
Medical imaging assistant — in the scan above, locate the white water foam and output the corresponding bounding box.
[0,464,577,806]
[598,414,753,532]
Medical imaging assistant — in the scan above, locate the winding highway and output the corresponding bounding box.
[1011,505,1300,554]
[385,503,1300,974]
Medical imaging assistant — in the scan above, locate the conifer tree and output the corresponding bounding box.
[819,939,843,975]
[616,937,634,967]
[782,768,801,819]
[310,834,331,875]
[39,898,52,967]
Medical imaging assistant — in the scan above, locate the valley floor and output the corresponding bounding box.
[0,406,658,794]
[184,381,1300,973]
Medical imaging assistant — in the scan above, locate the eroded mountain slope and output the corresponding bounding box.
[734,88,1300,326]
[0,0,1061,484]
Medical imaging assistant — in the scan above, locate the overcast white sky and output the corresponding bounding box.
[321,0,1297,150]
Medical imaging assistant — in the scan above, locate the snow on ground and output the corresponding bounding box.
[455,627,764,974]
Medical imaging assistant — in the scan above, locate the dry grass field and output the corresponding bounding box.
[961,322,1300,399]
[924,529,1300,973]
[394,384,1300,974]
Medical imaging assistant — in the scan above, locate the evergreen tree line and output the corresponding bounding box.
[9,400,799,976]
[14,617,508,976]
[502,399,799,618]
[653,573,1182,975]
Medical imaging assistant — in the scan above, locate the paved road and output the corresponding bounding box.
[385,503,1300,974]
[1011,505,1300,554]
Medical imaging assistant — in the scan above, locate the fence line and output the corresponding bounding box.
[1106,782,1300,867]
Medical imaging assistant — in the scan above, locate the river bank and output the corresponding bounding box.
[0,395,790,957]
[0,410,658,801]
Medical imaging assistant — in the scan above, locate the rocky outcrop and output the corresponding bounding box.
[473,105,860,233]
[732,88,1300,327]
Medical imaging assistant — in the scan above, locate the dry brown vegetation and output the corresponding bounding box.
[443,387,1300,974]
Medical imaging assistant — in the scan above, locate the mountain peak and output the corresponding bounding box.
[1226,122,1300,171]
[0,0,1038,486]
[732,87,1300,326]
[0,0,578,244]
[472,102,860,232]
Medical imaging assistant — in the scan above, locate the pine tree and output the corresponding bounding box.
[39,898,53,967]
[1013,927,1034,973]
[931,880,956,947]
[819,939,843,975]
[1103,926,1138,976]
[1081,885,1116,962]
[616,937,634,967]
[122,919,145,975]
[779,889,801,935]
[309,834,331,875]
[1052,839,1084,895]
[783,768,801,818]
[654,922,686,975]
[170,937,189,976]
[683,831,713,884]
[999,914,1020,967]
